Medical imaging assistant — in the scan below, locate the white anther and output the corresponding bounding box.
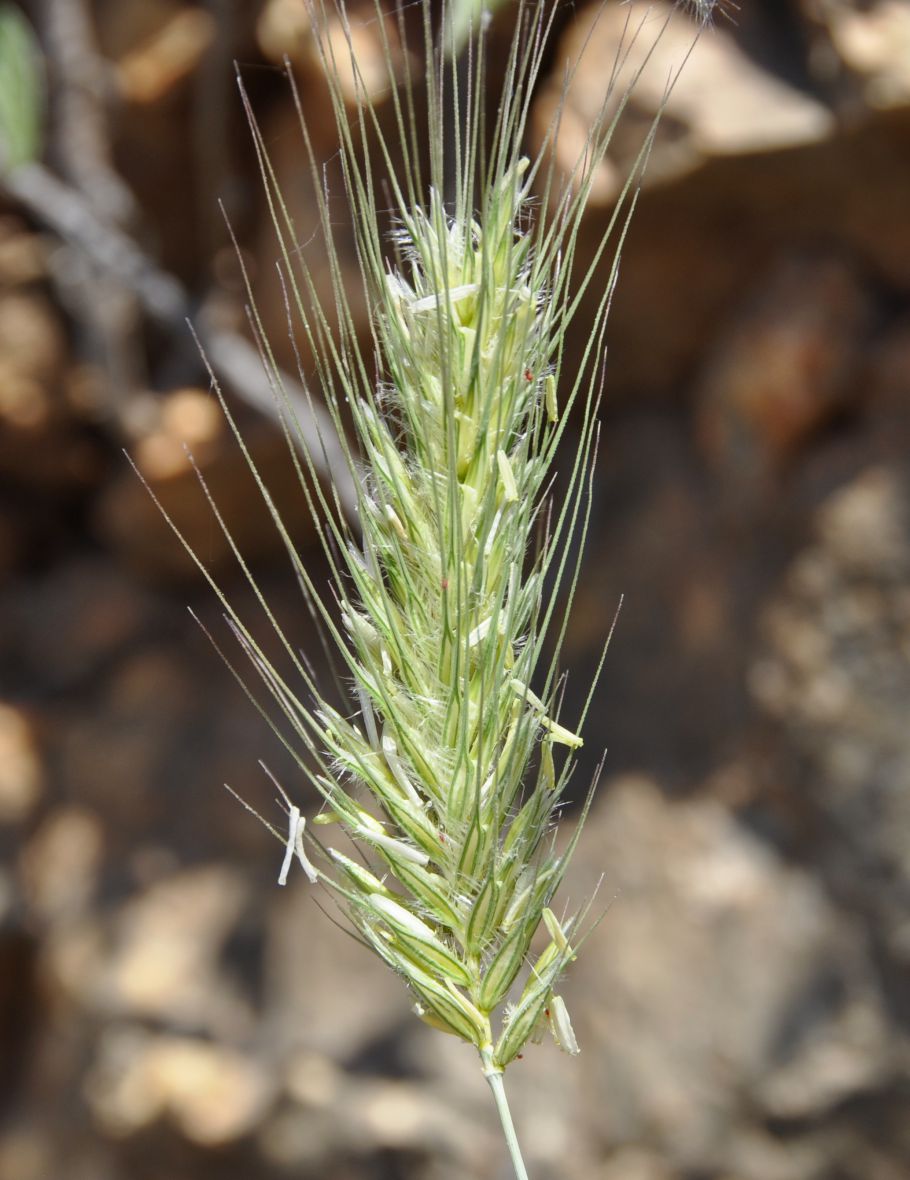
[279,808,317,886]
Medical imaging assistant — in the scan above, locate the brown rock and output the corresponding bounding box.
[115,8,217,106]
[529,1,910,398]
[0,558,152,687]
[256,0,313,66]
[94,0,188,59]
[533,0,834,205]
[0,705,43,825]
[0,285,103,510]
[132,387,223,480]
[85,1028,272,1145]
[95,865,251,1031]
[864,314,910,460]
[0,1125,51,1180]
[0,926,39,1122]
[0,290,65,454]
[94,387,316,581]
[693,252,873,477]
[750,464,910,963]
[91,0,255,282]
[20,808,104,925]
[0,217,47,286]
[826,0,910,110]
[571,776,893,1173]
[257,0,401,93]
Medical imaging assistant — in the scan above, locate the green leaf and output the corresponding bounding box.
[0,5,43,171]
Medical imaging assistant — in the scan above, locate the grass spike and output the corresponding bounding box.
[160,3,712,1176]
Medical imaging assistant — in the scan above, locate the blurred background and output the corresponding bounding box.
[1,1,909,1178]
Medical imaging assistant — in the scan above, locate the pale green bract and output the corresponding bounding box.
[144,2,700,1175]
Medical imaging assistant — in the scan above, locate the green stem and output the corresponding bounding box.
[481,1051,530,1180]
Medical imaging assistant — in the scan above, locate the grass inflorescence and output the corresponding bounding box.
[145,1,704,1174]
